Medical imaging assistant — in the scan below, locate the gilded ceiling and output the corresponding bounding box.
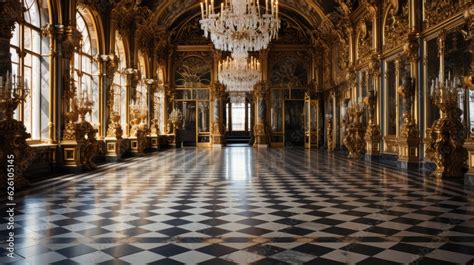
[141,0,359,31]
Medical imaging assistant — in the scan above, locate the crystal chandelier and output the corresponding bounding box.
[229,91,247,104]
[218,50,261,92]
[200,0,280,52]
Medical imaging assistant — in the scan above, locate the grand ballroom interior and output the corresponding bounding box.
[1,0,474,264]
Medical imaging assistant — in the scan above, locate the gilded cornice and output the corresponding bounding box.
[383,0,409,52]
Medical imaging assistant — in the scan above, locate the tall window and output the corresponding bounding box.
[10,0,46,140]
[227,101,250,132]
[75,10,99,125]
[113,32,127,130]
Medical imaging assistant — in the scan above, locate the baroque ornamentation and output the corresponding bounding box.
[62,26,81,60]
[424,0,471,29]
[326,115,334,151]
[343,103,366,159]
[129,106,150,153]
[111,0,151,37]
[357,19,374,65]
[403,31,420,63]
[272,16,310,45]
[384,0,409,51]
[136,20,170,59]
[173,16,210,45]
[0,0,23,39]
[106,111,123,139]
[269,51,309,87]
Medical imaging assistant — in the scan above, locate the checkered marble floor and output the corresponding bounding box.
[1,147,474,264]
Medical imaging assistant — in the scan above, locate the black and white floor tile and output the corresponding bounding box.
[1,147,474,264]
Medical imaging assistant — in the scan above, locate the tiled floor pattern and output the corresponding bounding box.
[1,147,474,264]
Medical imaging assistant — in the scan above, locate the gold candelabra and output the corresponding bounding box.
[427,75,468,178]
[0,73,29,120]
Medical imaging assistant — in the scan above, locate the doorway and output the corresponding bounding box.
[285,100,305,146]
[225,97,251,145]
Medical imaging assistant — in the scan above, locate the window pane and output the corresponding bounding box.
[23,67,32,135]
[231,102,246,131]
[24,53,32,67]
[25,0,40,27]
[24,26,32,51]
[10,48,19,64]
[32,29,41,53]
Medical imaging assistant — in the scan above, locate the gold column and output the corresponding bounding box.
[364,55,381,159]
[254,49,269,147]
[211,82,224,146]
[397,32,421,169]
[254,81,268,147]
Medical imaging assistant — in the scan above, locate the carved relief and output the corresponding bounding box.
[269,51,309,87]
[357,19,374,64]
[111,0,151,37]
[343,104,366,159]
[173,16,210,45]
[175,52,212,87]
[384,0,409,51]
[136,20,170,60]
[424,0,471,29]
[272,16,310,44]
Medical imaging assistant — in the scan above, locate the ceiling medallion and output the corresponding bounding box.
[200,0,280,53]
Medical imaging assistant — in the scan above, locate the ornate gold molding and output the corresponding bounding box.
[384,0,409,51]
[343,104,366,159]
[424,0,471,29]
[111,0,151,37]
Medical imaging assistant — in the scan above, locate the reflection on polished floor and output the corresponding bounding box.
[1,147,474,264]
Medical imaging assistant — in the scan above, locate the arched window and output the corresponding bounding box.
[135,51,147,113]
[10,0,48,141]
[113,31,127,131]
[74,9,99,125]
[155,67,165,133]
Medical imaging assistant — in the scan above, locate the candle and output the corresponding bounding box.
[201,2,204,17]
[221,2,224,12]
[276,0,279,17]
[211,0,214,14]
[265,0,268,13]
[0,76,3,98]
[430,79,434,96]
[205,0,208,16]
